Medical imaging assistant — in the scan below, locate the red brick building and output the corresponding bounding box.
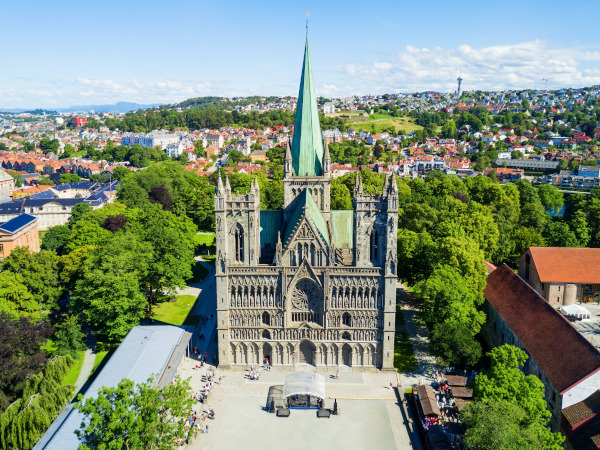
[70,116,86,127]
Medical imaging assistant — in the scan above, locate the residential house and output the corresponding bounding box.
[250,150,267,162]
[519,247,600,306]
[206,133,224,149]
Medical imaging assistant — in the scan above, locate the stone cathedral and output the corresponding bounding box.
[214,37,398,371]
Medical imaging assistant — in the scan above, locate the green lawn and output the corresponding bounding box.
[394,330,418,373]
[343,114,423,134]
[92,350,110,375]
[152,294,198,326]
[62,350,86,386]
[195,232,215,246]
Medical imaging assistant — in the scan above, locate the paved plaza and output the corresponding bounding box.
[182,360,415,450]
[180,267,422,449]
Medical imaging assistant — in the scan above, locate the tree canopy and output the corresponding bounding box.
[75,376,194,449]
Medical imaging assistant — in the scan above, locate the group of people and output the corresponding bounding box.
[248,364,261,380]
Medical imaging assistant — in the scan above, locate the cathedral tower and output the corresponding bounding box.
[214,36,398,371]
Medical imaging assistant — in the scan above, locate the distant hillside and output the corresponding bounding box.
[170,96,288,110]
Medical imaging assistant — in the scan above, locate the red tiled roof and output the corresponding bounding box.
[484,264,600,393]
[529,247,600,283]
[563,390,600,427]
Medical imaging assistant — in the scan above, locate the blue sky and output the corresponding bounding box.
[1,0,599,108]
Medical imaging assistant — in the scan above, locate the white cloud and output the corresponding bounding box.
[0,78,214,108]
[337,40,600,93]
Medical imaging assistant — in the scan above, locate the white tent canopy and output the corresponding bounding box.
[560,304,591,320]
[282,372,326,400]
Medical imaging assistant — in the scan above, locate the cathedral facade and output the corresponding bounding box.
[214,38,398,371]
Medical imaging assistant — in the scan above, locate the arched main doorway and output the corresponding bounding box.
[342,343,352,366]
[299,340,316,365]
[263,343,272,365]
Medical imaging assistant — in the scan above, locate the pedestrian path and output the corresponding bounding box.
[73,348,96,394]
[396,283,438,388]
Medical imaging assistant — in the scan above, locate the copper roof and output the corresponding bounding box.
[484,264,600,393]
[529,247,600,283]
[563,390,600,427]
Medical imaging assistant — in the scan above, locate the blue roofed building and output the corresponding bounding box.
[0,181,119,230]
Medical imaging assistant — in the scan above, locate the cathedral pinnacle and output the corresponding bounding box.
[225,175,231,193]
[290,37,324,177]
[216,173,225,194]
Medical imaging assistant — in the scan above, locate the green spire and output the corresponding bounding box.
[291,37,324,177]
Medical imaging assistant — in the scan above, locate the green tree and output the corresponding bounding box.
[472,155,490,172]
[544,221,579,247]
[75,376,194,449]
[41,225,71,253]
[537,184,564,213]
[139,205,197,303]
[514,179,541,207]
[414,265,485,366]
[463,399,564,450]
[0,271,39,319]
[330,181,352,210]
[39,138,60,153]
[396,230,436,285]
[64,220,111,254]
[474,345,549,424]
[68,202,93,227]
[1,248,62,312]
[59,173,82,183]
[111,165,131,181]
[510,150,524,159]
[53,314,87,357]
[557,158,569,171]
[36,176,54,185]
[73,269,147,344]
[510,227,545,264]
[520,203,549,230]
[569,210,590,247]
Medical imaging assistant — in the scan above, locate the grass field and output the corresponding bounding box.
[394,330,418,373]
[194,232,215,246]
[152,294,198,326]
[92,350,110,375]
[341,114,423,134]
[62,350,86,386]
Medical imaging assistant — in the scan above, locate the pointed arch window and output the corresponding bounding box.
[234,224,244,263]
[262,329,271,339]
[342,312,351,327]
[370,228,379,264]
[262,311,271,326]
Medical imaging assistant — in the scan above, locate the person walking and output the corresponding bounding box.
[335,369,339,380]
